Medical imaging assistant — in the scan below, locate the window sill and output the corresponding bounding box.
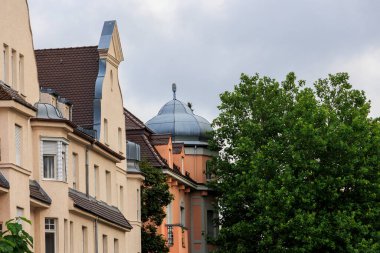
[42,178,68,184]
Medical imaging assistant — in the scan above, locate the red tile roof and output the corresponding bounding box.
[35,46,99,127]
[0,81,36,111]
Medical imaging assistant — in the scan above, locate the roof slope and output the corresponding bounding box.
[0,172,10,189]
[124,108,150,131]
[35,46,99,127]
[29,180,52,204]
[69,188,132,229]
[0,81,36,111]
[127,134,167,167]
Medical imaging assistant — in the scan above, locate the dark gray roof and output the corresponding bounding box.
[146,99,212,145]
[69,188,132,230]
[0,172,10,189]
[0,81,36,111]
[29,180,52,204]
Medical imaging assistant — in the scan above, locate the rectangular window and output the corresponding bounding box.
[103,235,108,253]
[70,221,74,253]
[206,160,212,181]
[104,119,108,144]
[43,141,57,179]
[168,149,171,166]
[45,218,57,253]
[2,44,8,83]
[167,225,174,247]
[72,153,78,189]
[181,157,184,174]
[180,206,185,226]
[64,219,68,253]
[11,49,16,88]
[166,202,172,224]
[114,239,119,253]
[119,185,124,212]
[19,54,24,94]
[42,140,67,181]
[94,165,99,198]
[16,207,24,224]
[106,171,111,203]
[15,125,22,166]
[207,210,215,238]
[82,226,88,253]
[118,127,122,152]
[62,143,67,181]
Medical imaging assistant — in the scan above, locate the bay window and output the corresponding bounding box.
[41,139,68,181]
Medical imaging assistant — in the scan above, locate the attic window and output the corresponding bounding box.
[104,119,108,144]
[110,70,113,92]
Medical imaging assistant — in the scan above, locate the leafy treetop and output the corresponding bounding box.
[209,72,380,253]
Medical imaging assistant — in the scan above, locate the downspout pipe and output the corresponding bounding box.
[86,148,89,196]
[94,218,99,253]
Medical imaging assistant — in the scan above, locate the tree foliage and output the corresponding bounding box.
[209,73,380,252]
[141,161,173,253]
[0,218,33,253]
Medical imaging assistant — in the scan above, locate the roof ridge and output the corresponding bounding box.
[35,45,98,51]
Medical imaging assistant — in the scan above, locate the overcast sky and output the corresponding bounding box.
[28,0,380,123]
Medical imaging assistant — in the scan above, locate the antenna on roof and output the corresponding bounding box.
[172,83,177,100]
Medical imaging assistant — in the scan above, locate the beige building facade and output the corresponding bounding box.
[0,1,143,252]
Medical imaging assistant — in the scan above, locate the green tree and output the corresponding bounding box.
[209,73,380,253]
[140,161,173,253]
[0,218,33,253]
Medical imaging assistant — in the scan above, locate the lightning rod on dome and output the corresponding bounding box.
[172,83,177,100]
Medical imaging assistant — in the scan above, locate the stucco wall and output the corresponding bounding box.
[0,0,40,104]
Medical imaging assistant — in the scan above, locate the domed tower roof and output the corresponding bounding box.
[146,84,212,146]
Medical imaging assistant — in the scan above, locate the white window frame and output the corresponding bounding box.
[45,218,57,253]
[15,125,22,166]
[41,138,69,182]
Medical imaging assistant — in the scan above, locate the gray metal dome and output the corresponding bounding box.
[146,98,212,145]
